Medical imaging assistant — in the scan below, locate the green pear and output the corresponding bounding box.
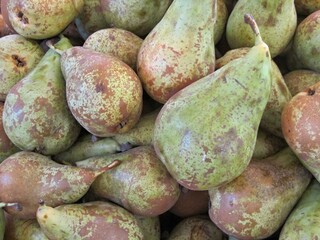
[75,0,108,40]
[83,28,143,70]
[4,214,49,240]
[112,108,160,147]
[291,10,320,72]
[214,0,229,44]
[137,0,216,103]
[284,69,320,96]
[252,128,287,160]
[279,179,320,239]
[153,14,272,190]
[53,133,121,164]
[135,216,160,240]
[0,34,44,101]
[208,148,312,239]
[6,0,84,39]
[76,146,180,217]
[59,46,143,137]
[216,47,292,138]
[2,35,81,155]
[0,151,119,219]
[36,201,144,240]
[0,102,20,162]
[100,0,172,37]
[226,0,297,57]
[281,81,320,182]
[168,215,224,240]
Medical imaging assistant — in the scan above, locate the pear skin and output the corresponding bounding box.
[137,0,216,103]
[153,14,272,190]
[0,151,116,219]
[36,201,144,240]
[76,146,180,217]
[208,148,312,239]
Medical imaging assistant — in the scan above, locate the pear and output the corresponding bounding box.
[279,179,320,239]
[6,0,84,39]
[0,34,44,101]
[226,0,297,57]
[168,215,224,240]
[0,151,120,219]
[4,214,49,240]
[208,148,312,239]
[291,10,320,72]
[137,0,216,103]
[76,146,180,217]
[252,128,287,160]
[169,187,209,218]
[284,69,320,96]
[83,28,143,70]
[0,102,20,163]
[59,46,143,137]
[74,0,108,40]
[2,36,81,155]
[153,14,272,190]
[281,81,320,182]
[295,0,320,15]
[53,133,121,164]
[135,216,160,240]
[214,0,229,44]
[36,201,144,240]
[100,0,172,37]
[216,47,292,138]
[112,108,160,147]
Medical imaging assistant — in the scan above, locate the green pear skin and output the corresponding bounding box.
[153,15,272,190]
[76,146,180,217]
[135,216,160,240]
[0,34,44,101]
[36,201,144,240]
[208,148,312,239]
[279,179,320,239]
[7,0,84,39]
[226,0,297,57]
[137,0,216,103]
[61,46,143,137]
[2,36,81,155]
[0,151,107,219]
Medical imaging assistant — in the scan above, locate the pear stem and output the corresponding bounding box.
[244,13,263,45]
[94,160,122,177]
[46,39,63,55]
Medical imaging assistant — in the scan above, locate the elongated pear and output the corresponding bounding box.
[2,36,81,155]
[36,201,144,240]
[279,179,320,239]
[153,14,272,190]
[137,0,216,103]
[209,148,312,239]
[226,0,297,58]
[6,0,84,39]
[76,146,180,217]
[0,151,119,219]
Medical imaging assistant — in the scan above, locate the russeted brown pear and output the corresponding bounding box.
[137,0,216,103]
[36,201,144,240]
[2,36,81,155]
[153,14,272,190]
[0,151,119,219]
[76,145,180,217]
[59,46,143,137]
[208,148,312,239]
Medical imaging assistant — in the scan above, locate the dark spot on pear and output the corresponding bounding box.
[43,214,48,219]
[12,54,26,67]
[95,83,105,93]
[266,51,269,58]
[308,88,315,96]
[17,11,29,24]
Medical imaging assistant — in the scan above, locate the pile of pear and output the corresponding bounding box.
[0,0,319,239]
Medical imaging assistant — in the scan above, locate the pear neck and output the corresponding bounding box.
[168,0,216,30]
